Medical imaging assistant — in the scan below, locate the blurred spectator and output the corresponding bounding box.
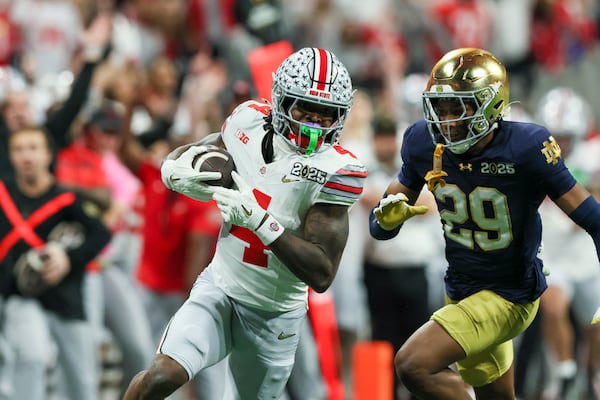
[530,0,598,73]
[54,109,112,212]
[223,78,254,115]
[391,72,430,134]
[0,0,600,398]
[234,0,287,45]
[109,0,167,67]
[56,102,155,397]
[11,0,82,82]
[287,0,345,51]
[535,87,600,399]
[331,90,374,397]
[360,114,443,400]
[0,125,110,400]
[362,25,408,115]
[0,10,112,179]
[425,0,495,63]
[488,0,536,102]
[179,49,229,139]
[0,0,20,67]
[391,0,433,74]
[186,0,237,53]
[118,105,226,400]
[337,89,375,165]
[98,57,181,145]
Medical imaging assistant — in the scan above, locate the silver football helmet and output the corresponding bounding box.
[271,47,353,155]
[423,48,510,154]
[536,86,593,158]
[536,86,592,140]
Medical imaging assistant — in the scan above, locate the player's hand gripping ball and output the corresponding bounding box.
[162,144,236,201]
[191,146,236,189]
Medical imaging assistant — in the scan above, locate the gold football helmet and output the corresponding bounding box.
[423,48,509,154]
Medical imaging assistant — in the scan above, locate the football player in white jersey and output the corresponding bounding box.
[123,47,367,400]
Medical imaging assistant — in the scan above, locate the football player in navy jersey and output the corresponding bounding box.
[369,47,600,399]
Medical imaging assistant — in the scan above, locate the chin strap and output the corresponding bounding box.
[424,143,448,191]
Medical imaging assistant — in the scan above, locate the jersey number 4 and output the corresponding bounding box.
[230,189,272,268]
[433,184,513,251]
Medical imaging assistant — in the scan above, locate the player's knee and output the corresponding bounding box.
[394,347,425,389]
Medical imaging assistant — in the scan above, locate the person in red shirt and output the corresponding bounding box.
[118,105,225,399]
[530,0,598,73]
[55,103,156,397]
[133,157,222,296]
[55,122,111,212]
[426,0,494,65]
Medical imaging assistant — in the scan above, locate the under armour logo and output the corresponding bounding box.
[459,163,473,172]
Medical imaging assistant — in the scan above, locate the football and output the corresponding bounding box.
[191,146,236,188]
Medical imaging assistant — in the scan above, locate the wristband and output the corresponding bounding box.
[569,195,600,261]
[255,214,285,245]
[369,208,401,240]
[569,195,600,234]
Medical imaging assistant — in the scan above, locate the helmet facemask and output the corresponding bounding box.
[424,84,503,154]
[271,47,353,156]
[423,48,509,155]
[275,97,347,155]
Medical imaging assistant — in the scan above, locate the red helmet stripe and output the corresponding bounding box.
[314,48,332,91]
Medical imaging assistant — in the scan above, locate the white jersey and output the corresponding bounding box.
[210,100,367,312]
[539,198,599,282]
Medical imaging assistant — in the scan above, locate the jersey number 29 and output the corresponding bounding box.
[434,184,513,251]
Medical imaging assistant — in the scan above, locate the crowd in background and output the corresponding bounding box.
[1,0,600,399]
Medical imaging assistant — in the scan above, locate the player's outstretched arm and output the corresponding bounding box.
[555,182,600,324]
[556,183,600,258]
[369,179,427,240]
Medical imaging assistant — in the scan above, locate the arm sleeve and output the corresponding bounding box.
[568,195,600,262]
[45,62,98,150]
[369,205,401,240]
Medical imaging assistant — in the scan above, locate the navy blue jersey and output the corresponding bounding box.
[399,120,577,303]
